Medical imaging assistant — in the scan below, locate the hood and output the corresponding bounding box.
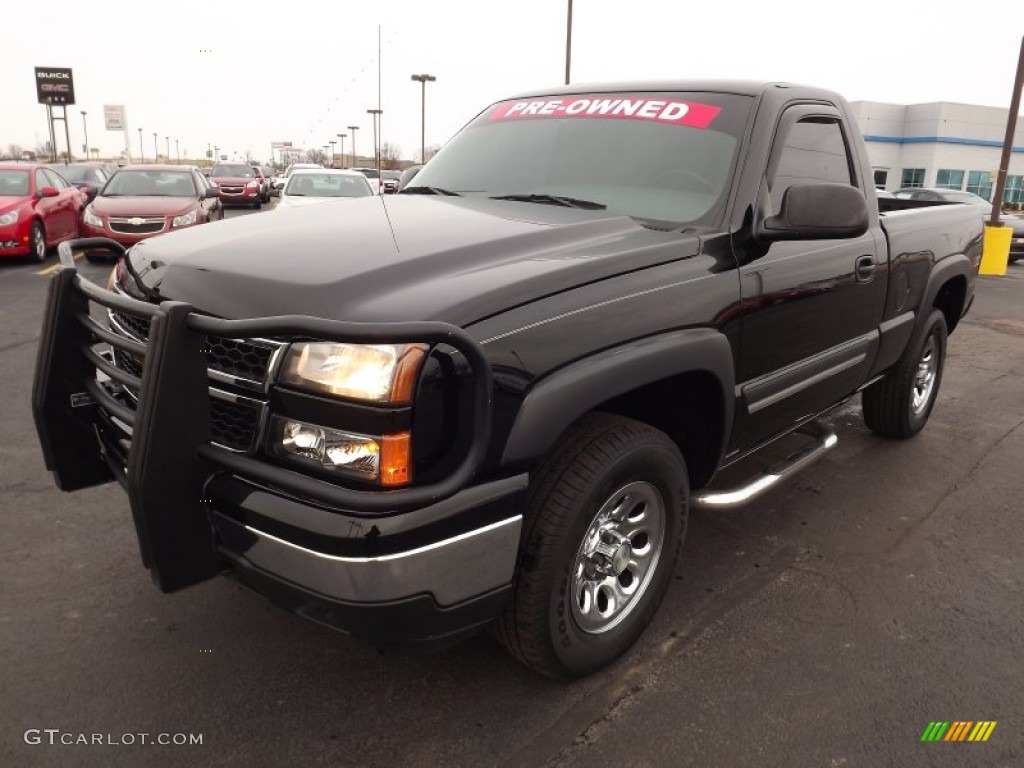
[92,196,197,217]
[276,195,349,209]
[211,176,254,185]
[0,196,29,212]
[124,195,701,327]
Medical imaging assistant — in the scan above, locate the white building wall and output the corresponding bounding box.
[850,100,1024,198]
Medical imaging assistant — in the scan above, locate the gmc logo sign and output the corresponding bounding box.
[34,66,75,105]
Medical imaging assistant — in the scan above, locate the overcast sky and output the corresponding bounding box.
[2,1,1022,164]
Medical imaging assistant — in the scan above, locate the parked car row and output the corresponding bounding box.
[0,161,225,262]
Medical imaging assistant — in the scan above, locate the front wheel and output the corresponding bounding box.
[496,413,688,679]
[253,199,262,210]
[863,309,947,438]
[29,221,47,263]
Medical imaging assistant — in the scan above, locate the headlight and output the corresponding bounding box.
[0,209,18,226]
[279,342,427,404]
[172,209,198,227]
[246,181,259,188]
[82,207,103,228]
[270,416,411,485]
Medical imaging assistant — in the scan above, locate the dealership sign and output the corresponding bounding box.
[35,67,75,105]
[104,105,126,131]
[271,141,293,148]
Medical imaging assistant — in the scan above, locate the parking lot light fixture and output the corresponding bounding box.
[337,133,346,168]
[138,128,144,163]
[153,132,158,163]
[410,74,436,164]
[347,125,359,167]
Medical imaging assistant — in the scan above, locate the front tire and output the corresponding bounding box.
[863,308,947,438]
[253,199,262,210]
[496,413,688,679]
[29,221,47,263]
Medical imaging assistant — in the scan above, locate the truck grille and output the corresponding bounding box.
[109,310,278,387]
[108,216,165,235]
[106,308,279,453]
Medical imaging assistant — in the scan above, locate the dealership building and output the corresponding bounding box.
[849,100,1024,204]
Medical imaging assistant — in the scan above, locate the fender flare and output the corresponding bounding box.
[916,253,972,335]
[500,328,735,466]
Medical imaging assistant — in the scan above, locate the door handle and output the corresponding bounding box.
[855,255,876,283]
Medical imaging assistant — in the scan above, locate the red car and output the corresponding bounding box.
[79,165,223,261]
[0,163,84,262]
[208,162,262,209]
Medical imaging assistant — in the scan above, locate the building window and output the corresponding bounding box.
[900,168,925,188]
[966,170,993,201]
[873,169,888,188]
[935,169,964,190]
[1004,175,1024,204]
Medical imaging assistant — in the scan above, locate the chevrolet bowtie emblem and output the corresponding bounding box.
[130,217,144,226]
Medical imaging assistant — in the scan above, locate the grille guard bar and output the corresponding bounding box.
[33,239,494,592]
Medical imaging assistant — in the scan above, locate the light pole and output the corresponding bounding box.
[152,132,158,163]
[138,128,144,162]
[337,133,346,168]
[564,0,573,84]
[176,139,180,163]
[367,108,383,173]
[410,74,436,164]
[347,125,359,167]
[80,110,89,160]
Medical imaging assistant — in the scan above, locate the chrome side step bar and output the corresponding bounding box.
[693,422,838,510]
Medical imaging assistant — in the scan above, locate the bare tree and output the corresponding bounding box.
[423,144,441,162]
[306,148,327,165]
[6,144,23,160]
[379,142,403,170]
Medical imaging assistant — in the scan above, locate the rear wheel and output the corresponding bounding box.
[496,413,688,679]
[863,309,947,438]
[28,221,47,263]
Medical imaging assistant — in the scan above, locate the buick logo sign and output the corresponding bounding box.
[34,66,75,105]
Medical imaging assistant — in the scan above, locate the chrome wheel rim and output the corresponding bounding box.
[570,481,666,635]
[34,228,45,260]
[911,335,938,415]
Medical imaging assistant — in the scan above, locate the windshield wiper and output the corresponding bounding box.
[489,193,606,210]
[401,185,461,196]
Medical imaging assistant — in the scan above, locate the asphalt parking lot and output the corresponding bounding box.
[1,211,1022,766]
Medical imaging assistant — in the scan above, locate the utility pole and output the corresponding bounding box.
[989,35,1024,226]
[337,133,346,168]
[348,125,359,167]
[564,0,573,85]
[411,74,436,164]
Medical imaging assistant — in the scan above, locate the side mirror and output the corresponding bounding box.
[201,189,220,199]
[397,165,422,191]
[759,183,869,241]
[38,186,60,198]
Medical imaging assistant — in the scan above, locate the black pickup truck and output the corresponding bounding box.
[34,81,983,679]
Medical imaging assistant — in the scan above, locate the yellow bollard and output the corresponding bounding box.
[980,225,1011,276]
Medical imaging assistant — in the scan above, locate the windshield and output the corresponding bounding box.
[409,92,751,226]
[285,174,373,197]
[942,191,992,210]
[101,171,197,197]
[355,168,380,179]
[0,170,30,196]
[47,165,98,183]
[211,164,254,177]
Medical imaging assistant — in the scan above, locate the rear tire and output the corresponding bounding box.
[863,309,947,438]
[495,413,688,679]
[29,221,47,263]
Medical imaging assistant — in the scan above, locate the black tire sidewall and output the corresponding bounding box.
[546,441,686,676]
[906,311,947,433]
[29,222,46,263]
